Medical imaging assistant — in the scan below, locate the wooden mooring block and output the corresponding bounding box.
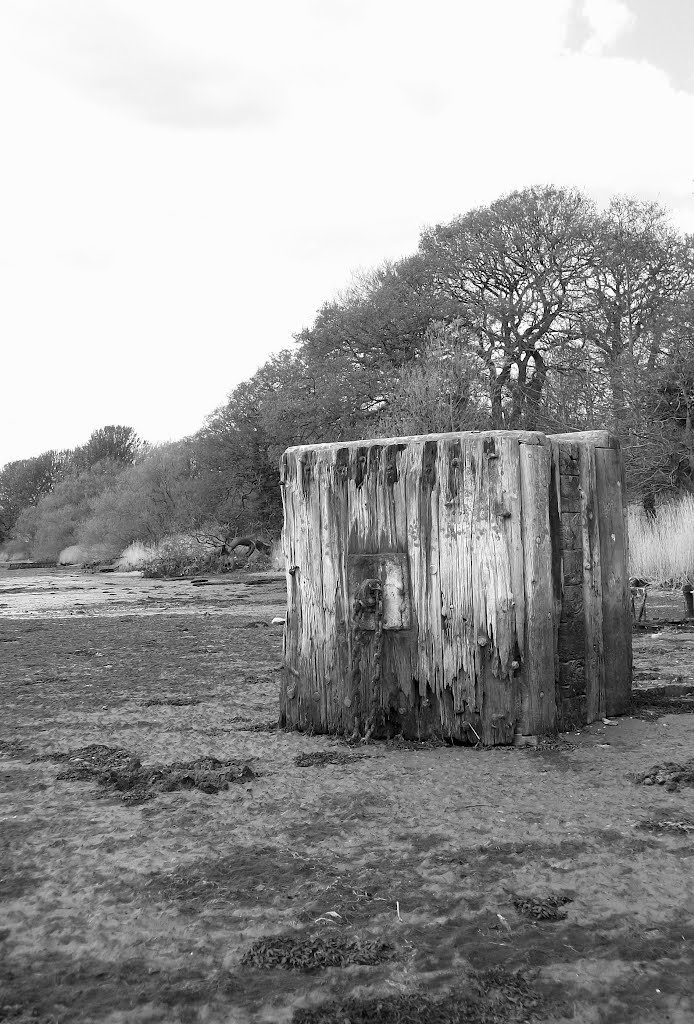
[279,429,631,745]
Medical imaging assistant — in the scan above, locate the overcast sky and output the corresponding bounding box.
[1,0,693,467]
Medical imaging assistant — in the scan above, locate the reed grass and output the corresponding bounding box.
[628,494,694,587]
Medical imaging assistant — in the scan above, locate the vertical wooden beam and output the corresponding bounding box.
[467,436,517,744]
[595,446,632,715]
[579,444,606,723]
[519,442,556,736]
[497,436,525,729]
[554,440,589,730]
[318,449,351,734]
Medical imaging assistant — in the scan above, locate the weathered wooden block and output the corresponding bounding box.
[280,428,631,745]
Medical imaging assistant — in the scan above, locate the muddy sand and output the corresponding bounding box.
[1,568,693,1023]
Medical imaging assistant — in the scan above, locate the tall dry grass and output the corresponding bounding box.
[117,541,156,571]
[628,495,694,586]
[270,538,284,571]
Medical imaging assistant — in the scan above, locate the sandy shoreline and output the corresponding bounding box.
[1,570,693,1022]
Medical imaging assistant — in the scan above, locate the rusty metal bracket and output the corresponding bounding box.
[347,553,411,631]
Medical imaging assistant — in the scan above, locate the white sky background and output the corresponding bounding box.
[1,0,693,466]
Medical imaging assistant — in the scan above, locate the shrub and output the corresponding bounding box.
[0,539,29,562]
[139,534,224,578]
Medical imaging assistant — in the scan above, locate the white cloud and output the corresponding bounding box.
[0,0,692,465]
[5,0,281,128]
[580,0,634,54]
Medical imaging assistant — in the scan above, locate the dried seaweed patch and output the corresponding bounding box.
[241,932,394,970]
[638,817,694,836]
[48,744,255,803]
[633,760,694,792]
[294,750,371,768]
[506,891,573,921]
[292,967,542,1023]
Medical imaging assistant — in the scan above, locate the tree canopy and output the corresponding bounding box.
[3,185,694,560]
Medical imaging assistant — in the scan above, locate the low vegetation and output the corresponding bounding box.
[628,495,694,586]
[3,187,694,577]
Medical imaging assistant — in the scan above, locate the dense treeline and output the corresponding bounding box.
[2,185,694,562]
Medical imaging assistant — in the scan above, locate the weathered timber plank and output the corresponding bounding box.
[280,451,300,725]
[299,452,328,731]
[471,435,517,744]
[320,451,352,733]
[579,444,606,723]
[549,445,563,691]
[279,452,296,727]
[308,456,332,731]
[424,440,444,699]
[286,430,549,456]
[280,451,318,730]
[556,437,588,725]
[347,445,389,729]
[519,443,556,736]
[389,443,418,723]
[549,430,618,449]
[497,436,525,727]
[402,443,429,700]
[595,447,632,715]
[438,438,475,715]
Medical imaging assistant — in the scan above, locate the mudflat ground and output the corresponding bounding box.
[1,569,693,1024]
